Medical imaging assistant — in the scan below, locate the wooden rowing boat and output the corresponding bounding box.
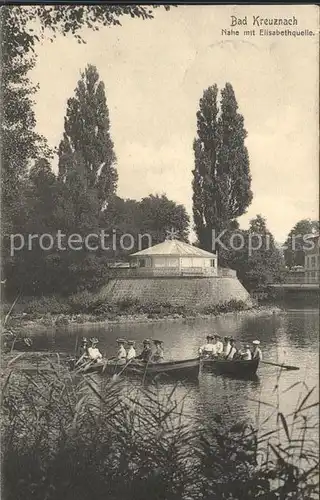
[78,357,201,379]
[201,357,259,377]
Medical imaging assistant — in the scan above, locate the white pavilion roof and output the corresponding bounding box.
[130,239,217,258]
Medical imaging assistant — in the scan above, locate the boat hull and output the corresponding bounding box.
[202,358,259,377]
[80,357,200,380]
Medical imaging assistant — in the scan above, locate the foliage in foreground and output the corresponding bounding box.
[1,361,318,500]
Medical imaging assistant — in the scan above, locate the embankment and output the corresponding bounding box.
[98,276,252,308]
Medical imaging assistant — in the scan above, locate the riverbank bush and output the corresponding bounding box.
[1,360,318,500]
[3,294,250,325]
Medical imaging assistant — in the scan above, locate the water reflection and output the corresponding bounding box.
[30,304,319,436]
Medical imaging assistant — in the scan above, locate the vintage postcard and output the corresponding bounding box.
[1,3,319,500]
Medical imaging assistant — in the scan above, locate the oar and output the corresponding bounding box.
[261,360,300,371]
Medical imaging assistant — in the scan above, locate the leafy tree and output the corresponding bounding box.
[138,194,190,245]
[283,219,319,268]
[0,10,49,237]
[229,215,284,291]
[100,194,190,259]
[58,64,117,209]
[192,83,252,261]
[1,4,171,295]
[4,159,59,296]
[2,5,171,59]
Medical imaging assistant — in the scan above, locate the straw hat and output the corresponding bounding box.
[143,339,151,345]
[116,338,126,344]
[128,340,135,345]
[90,337,99,345]
[252,340,260,345]
[245,344,250,349]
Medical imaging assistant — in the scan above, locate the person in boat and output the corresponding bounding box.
[78,337,89,357]
[223,337,231,357]
[240,344,252,361]
[215,335,224,356]
[136,339,152,362]
[75,337,90,366]
[199,335,217,358]
[151,339,164,362]
[88,337,103,362]
[126,340,136,361]
[225,338,237,360]
[252,340,263,360]
[116,338,127,365]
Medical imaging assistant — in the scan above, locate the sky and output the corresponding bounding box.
[30,4,319,243]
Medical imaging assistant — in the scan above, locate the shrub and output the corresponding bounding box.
[23,296,70,316]
[67,290,102,314]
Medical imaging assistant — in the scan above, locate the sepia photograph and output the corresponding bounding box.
[0,3,319,499]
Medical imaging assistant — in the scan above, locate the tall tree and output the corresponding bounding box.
[192,83,252,259]
[283,219,319,268]
[1,4,170,295]
[58,64,117,208]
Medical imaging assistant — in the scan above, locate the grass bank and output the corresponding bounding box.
[1,359,318,500]
[1,293,281,331]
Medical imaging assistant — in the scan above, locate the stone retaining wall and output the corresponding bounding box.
[99,276,252,309]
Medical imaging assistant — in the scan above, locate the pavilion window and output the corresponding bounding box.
[154,258,166,268]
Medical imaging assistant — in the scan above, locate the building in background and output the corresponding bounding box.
[304,233,319,283]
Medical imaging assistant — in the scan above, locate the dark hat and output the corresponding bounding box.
[229,338,235,343]
[153,339,163,345]
[90,337,99,344]
[224,336,230,341]
[128,340,135,345]
[206,334,213,340]
[116,338,126,344]
[143,339,151,345]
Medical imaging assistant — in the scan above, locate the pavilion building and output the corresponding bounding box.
[129,239,218,277]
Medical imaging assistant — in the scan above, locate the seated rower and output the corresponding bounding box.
[240,344,252,361]
[136,339,152,362]
[88,337,103,362]
[78,337,89,358]
[151,339,164,362]
[252,340,262,360]
[75,337,89,366]
[225,338,237,360]
[199,335,217,358]
[126,340,136,361]
[215,335,224,355]
[223,337,231,357]
[116,338,127,365]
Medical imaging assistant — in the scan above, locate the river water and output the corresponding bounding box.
[31,301,319,439]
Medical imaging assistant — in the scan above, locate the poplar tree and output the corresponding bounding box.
[192,82,253,257]
[58,64,117,209]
